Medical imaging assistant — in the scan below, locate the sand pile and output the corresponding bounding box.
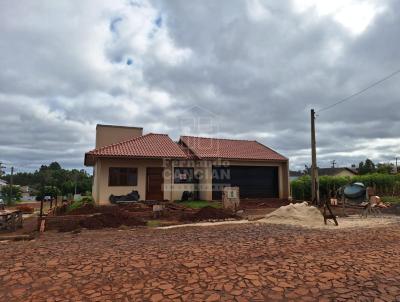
[261,202,325,227]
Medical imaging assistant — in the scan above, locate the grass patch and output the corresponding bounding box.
[178,200,222,209]
[147,220,162,227]
[381,196,400,205]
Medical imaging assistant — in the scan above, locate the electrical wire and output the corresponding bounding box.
[317,68,400,113]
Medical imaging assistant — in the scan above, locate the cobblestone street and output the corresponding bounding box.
[1,223,400,301]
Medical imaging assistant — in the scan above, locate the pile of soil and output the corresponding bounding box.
[261,202,324,227]
[58,207,146,232]
[183,206,238,222]
[119,203,152,212]
[58,220,81,232]
[67,203,152,216]
[80,212,146,230]
[67,204,105,215]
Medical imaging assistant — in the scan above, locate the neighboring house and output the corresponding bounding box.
[20,185,37,201]
[0,179,7,189]
[85,124,290,204]
[0,180,7,197]
[318,167,357,177]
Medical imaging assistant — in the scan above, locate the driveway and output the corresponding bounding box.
[1,223,400,301]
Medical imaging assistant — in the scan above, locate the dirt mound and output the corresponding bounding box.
[119,203,151,212]
[67,204,152,216]
[67,204,125,215]
[58,208,146,232]
[261,202,324,227]
[58,220,81,232]
[184,206,238,222]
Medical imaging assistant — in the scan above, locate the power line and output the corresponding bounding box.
[318,68,400,113]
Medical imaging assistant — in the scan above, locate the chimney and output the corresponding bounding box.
[95,124,143,149]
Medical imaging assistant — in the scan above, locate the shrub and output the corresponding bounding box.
[67,196,94,213]
[291,174,400,201]
[381,196,400,204]
[1,186,22,205]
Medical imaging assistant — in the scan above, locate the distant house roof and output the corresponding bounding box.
[318,167,357,176]
[179,136,287,161]
[84,133,188,165]
[289,171,305,177]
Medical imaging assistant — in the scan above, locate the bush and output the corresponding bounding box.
[381,196,400,205]
[15,205,35,214]
[291,174,400,201]
[1,186,22,205]
[67,196,94,213]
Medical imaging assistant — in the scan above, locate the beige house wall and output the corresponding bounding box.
[95,125,143,149]
[334,170,356,177]
[94,158,167,205]
[92,158,289,205]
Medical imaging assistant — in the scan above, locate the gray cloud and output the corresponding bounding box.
[0,0,399,172]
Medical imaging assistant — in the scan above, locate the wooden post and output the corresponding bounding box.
[311,109,320,206]
[38,199,44,231]
[9,167,14,205]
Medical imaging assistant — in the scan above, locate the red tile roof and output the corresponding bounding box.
[177,142,198,160]
[84,133,187,165]
[180,136,287,161]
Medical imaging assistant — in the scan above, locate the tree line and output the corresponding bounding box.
[1,162,92,201]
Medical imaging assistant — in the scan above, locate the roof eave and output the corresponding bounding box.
[84,154,188,165]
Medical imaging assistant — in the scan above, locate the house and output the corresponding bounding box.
[20,185,37,202]
[84,124,290,204]
[317,167,357,177]
[0,179,7,189]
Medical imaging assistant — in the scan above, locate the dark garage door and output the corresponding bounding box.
[212,166,279,200]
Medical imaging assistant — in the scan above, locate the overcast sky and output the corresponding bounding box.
[1,0,399,173]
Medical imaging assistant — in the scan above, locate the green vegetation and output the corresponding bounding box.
[178,200,222,209]
[358,158,396,175]
[292,174,400,201]
[381,196,400,205]
[1,162,92,200]
[146,220,162,227]
[1,185,22,205]
[67,196,94,212]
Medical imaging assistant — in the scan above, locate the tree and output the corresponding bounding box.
[36,186,61,201]
[358,159,376,175]
[49,162,62,170]
[376,163,394,174]
[1,186,22,205]
[1,163,92,198]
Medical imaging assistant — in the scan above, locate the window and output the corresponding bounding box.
[174,168,195,184]
[109,167,138,186]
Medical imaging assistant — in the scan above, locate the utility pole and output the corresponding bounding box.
[311,109,320,206]
[9,167,14,204]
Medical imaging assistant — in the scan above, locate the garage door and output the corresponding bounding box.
[212,166,279,200]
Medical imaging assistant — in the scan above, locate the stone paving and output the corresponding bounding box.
[1,222,400,301]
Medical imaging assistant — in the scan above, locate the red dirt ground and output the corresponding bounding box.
[1,223,400,301]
